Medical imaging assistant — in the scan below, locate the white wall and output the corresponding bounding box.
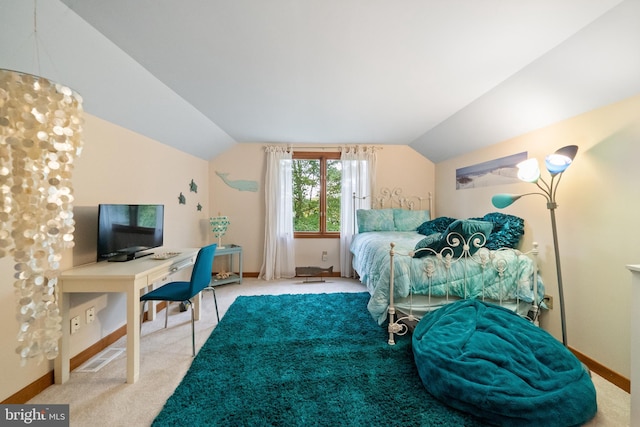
[435,94,640,378]
[0,114,210,401]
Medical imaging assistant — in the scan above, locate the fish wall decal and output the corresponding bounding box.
[216,171,259,192]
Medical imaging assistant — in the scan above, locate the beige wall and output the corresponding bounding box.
[0,114,211,401]
[435,94,640,378]
[209,144,435,274]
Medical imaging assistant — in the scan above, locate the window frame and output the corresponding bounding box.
[292,151,341,239]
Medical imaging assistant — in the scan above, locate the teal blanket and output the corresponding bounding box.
[412,300,597,426]
[350,231,544,324]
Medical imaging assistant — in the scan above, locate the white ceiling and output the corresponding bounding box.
[2,0,639,162]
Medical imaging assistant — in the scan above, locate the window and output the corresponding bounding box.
[292,152,341,238]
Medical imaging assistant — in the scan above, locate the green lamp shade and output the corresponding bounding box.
[210,216,230,235]
[492,194,521,209]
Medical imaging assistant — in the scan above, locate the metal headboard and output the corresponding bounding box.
[373,187,432,212]
[354,187,433,213]
[352,187,434,241]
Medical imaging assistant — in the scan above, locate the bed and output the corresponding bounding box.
[350,188,545,344]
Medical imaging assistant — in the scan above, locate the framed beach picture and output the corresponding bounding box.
[456,152,527,190]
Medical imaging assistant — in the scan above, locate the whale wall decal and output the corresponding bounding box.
[216,171,259,192]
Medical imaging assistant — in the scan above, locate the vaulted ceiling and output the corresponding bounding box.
[2,1,639,162]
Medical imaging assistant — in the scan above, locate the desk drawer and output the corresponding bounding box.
[148,256,195,285]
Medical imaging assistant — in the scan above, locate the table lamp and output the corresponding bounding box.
[210,215,230,249]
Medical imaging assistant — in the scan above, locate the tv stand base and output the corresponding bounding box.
[108,252,153,262]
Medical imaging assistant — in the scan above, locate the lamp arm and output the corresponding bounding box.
[515,191,552,205]
[550,172,565,203]
[535,176,553,198]
[525,184,552,203]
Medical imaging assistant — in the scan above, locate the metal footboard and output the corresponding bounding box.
[387,233,540,345]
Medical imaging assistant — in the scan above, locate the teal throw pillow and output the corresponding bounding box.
[413,219,493,258]
[356,209,395,233]
[413,233,442,258]
[393,209,431,231]
[469,212,525,250]
[417,217,457,236]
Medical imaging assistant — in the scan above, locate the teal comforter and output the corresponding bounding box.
[350,231,544,325]
[413,300,597,426]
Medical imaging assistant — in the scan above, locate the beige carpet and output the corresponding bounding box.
[29,277,629,426]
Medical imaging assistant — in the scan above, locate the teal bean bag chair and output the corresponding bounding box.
[412,299,597,426]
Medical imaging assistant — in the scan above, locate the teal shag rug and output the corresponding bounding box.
[153,292,487,426]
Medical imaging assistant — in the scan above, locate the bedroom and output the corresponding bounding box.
[1,0,639,421]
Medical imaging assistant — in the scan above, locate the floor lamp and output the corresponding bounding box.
[491,145,578,347]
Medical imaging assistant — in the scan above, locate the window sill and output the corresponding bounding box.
[294,233,340,239]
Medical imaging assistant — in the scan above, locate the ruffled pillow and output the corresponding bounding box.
[470,212,524,250]
[416,217,456,236]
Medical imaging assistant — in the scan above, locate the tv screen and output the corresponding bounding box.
[97,204,164,262]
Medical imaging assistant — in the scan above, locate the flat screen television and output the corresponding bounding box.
[97,204,164,262]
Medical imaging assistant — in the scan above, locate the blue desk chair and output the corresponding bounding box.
[140,243,217,356]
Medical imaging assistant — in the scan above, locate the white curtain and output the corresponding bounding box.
[340,146,377,277]
[260,146,296,280]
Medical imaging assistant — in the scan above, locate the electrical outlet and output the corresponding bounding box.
[543,294,553,310]
[70,316,81,334]
[86,306,95,324]
[322,251,328,262]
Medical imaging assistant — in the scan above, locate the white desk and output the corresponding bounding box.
[55,249,199,384]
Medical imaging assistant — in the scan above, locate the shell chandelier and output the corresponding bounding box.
[0,69,84,364]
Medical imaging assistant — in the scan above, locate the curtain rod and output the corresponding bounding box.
[264,144,383,150]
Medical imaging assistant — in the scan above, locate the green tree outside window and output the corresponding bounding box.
[292,153,341,236]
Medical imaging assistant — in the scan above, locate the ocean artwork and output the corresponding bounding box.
[456,152,527,190]
[216,171,259,192]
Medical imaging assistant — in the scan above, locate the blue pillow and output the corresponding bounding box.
[412,233,442,258]
[414,219,493,258]
[470,212,524,250]
[393,209,431,231]
[416,217,456,236]
[356,209,395,233]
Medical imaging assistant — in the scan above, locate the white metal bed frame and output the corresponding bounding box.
[386,236,540,345]
[351,186,433,248]
[352,187,541,345]
[373,187,433,213]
